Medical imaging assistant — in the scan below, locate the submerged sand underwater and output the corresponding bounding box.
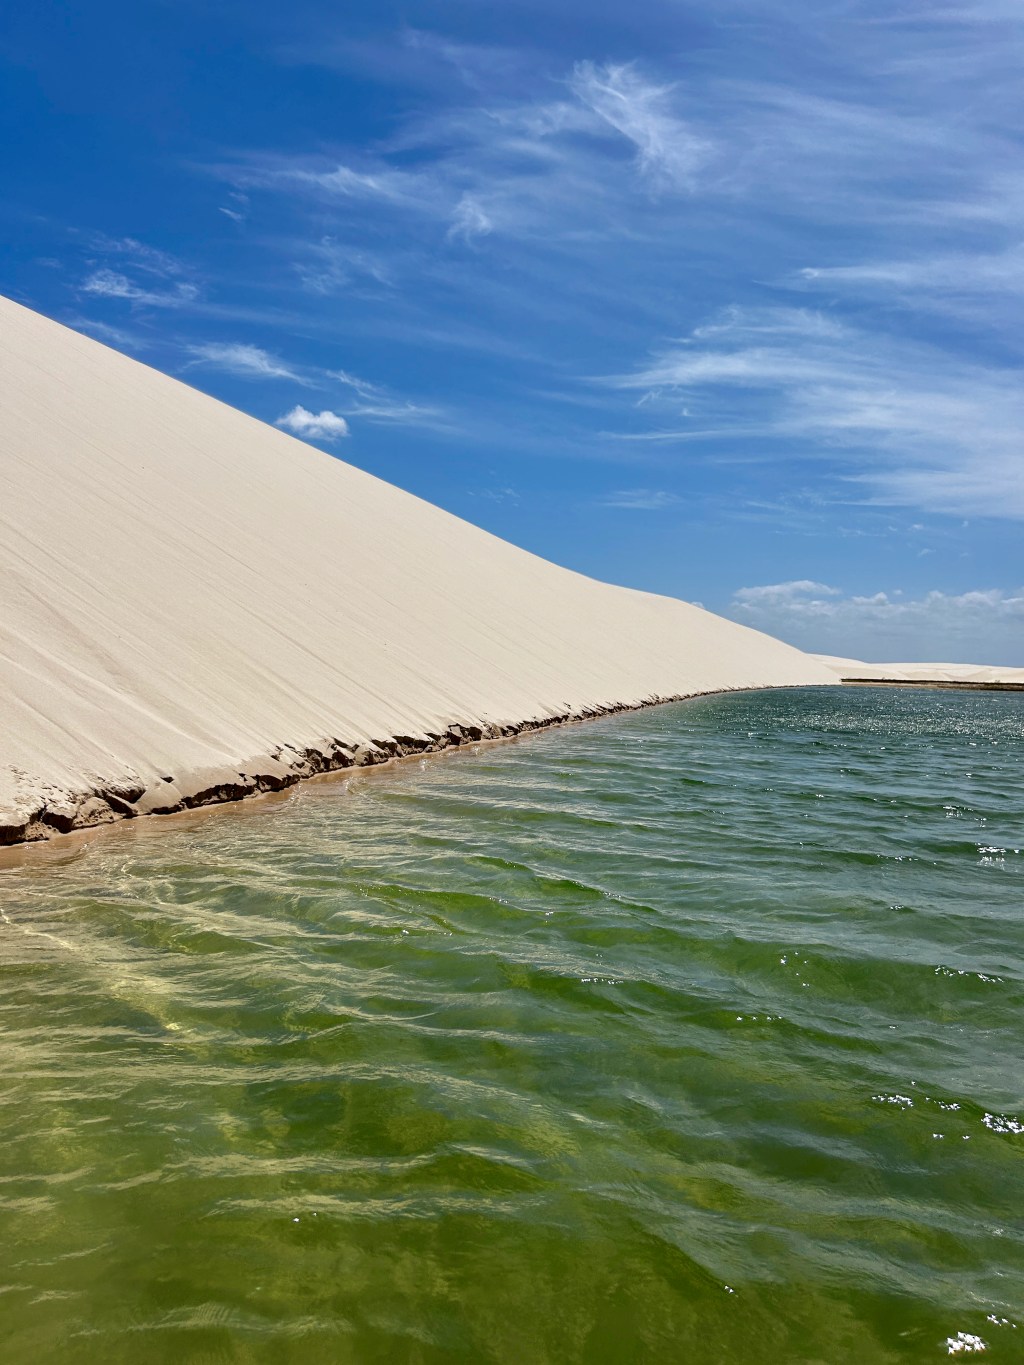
[2,687,1021,1363]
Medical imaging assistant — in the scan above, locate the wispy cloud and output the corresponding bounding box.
[468,485,521,504]
[345,398,447,425]
[88,235,188,277]
[448,194,494,241]
[399,29,531,92]
[598,488,682,510]
[277,26,533,97]
[798,248,1024,295]
[218,191,250,223]
[76,236,201,311]
[793,244,1024,341]
[82,269,199,308]
[262,159,428,208]
[331,369,381,400]
[180,343,447,424]
[210,57,711,248]
[569,61,710,192]
[276,406,350,441]
[331,369,447,426]
[603,306,1024,518]
[62,314,147,349]
[294,237,393,294]
[186,342,304,381]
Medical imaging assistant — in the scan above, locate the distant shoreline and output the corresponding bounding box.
[842,679,1024,692]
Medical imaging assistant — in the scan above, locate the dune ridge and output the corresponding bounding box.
[0,296,835,844]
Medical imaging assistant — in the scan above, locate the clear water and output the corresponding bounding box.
[1,687,1021,1363]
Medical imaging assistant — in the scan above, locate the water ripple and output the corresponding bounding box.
[1,687,1022,1362]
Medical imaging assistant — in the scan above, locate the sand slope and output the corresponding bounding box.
[0,296,834,842]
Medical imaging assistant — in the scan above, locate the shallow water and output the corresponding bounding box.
[1,686,1021,1363]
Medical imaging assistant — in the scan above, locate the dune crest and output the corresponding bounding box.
[0,296,834,843]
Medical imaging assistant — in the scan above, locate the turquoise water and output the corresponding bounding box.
[0,686,1021,1363]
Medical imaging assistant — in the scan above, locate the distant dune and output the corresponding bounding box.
[0,296,836,843]
[815,656,1024,687]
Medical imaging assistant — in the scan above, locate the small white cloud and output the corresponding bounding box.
[599,488,682,510]
[733,580,842,608]
[448,194,494,241]
[82,269,198,308]
[276,406,350,441]
[187,342,302,381]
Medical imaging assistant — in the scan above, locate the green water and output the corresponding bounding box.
[1,687,1021,1363]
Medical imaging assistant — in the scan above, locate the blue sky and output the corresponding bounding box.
[3,0,1022,662]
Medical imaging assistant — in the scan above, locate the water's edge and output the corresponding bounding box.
[2,684,822,851]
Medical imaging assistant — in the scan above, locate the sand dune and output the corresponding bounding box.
[815,656,1024,686]
[0,296,834,843]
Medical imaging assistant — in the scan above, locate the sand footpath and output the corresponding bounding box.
[0,297,837,843]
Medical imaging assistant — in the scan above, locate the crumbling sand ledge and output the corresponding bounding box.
[1,688,759,846]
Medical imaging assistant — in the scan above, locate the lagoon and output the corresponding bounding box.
[1,687,1021,1362]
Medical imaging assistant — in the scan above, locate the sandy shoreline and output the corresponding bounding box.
[0,683,804,866]
[0,297,836,846]
[0,689,707,847]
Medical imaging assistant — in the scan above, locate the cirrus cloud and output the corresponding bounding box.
[186,342,304,381]
[597,488,682,510]
[603,306,1024,520]
[569,61,711,193]
[82,269,199,309]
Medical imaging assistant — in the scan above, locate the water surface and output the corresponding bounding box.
[1,687,1022,1362]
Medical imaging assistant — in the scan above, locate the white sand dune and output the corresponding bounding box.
[0,296,836,842]
[814,655,1024,686]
